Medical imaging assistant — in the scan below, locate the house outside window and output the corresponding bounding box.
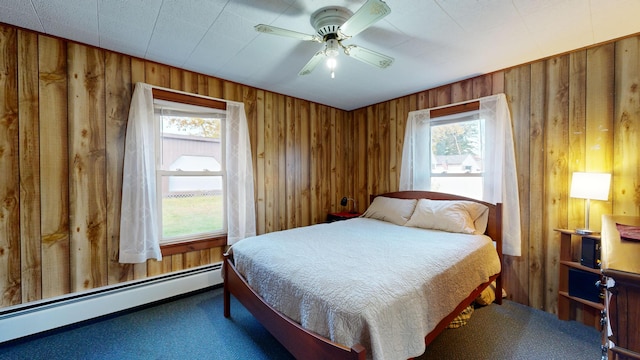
[429,110,484,200]
[154,99,227,244]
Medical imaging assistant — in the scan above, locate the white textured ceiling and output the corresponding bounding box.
[2,0,640,110]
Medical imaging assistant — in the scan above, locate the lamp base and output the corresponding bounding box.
[575,228,594,235]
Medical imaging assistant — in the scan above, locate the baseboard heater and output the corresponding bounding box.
[0,262,223,344]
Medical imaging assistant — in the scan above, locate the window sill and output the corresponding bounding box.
[160,235,227,256]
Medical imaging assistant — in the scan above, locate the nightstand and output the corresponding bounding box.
[327,212,361,222]
[554,229,604,329]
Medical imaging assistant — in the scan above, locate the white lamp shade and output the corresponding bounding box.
[569,172,611,201]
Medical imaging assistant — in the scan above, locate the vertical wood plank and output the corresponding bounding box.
[614,37,640,215]
[143,60,171,276]
[310,102,320,223]
[543,55,570,314]
[256,90,266,234]
[105,52,133,284]
[342,111,355,205]
[318,105,331,221]
[503,65,531,306]
[430,86,451,107]
[378,103,390,194]
[297,99,311,227]
[0,25,21,306]
[68,43,107,292]
[472,74,493,98]
[528,62,547,309]
[38,35,70,299]
[585,44,615,231]
[264,91,277,232]
[129,57,148,279]
[354,109,368,208]
[285,96,296,228]
[451,78,473,103]
[568,50,587,232]
[243,86,258,210]
[276,94,286,230]
[330,108,338,211]
[492,71,505,94]
[169,68,182,91]
[145,62,171,88]
[366,106,378,198]
[388,100,398,192]
[207,77,223,99]
[417,91,428,110]
[172,254,184,272]
[398,96,410,188]
[18,30,42,303]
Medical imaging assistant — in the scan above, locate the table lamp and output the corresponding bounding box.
[340,196,357,213]
[569,172,611,234]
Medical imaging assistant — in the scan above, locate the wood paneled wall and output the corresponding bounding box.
[0,25,354,306]
[355,36,640,320]
[1,22,639,323]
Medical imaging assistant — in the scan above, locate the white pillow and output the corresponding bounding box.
[464,201,490,234]
[361,197,418,226]
[405,199,488,234]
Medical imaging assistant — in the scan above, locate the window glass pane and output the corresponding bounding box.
[430,112,484,199]
[431,176,483,199]
[160,116,222,172]
[160,175,224,241]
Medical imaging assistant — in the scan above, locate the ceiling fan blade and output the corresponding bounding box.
[338,0,391,38]
[254,24,321,42]
[344,45,394,69]
[299,51,326,76]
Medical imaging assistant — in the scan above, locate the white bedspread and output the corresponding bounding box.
[231,218,501,360]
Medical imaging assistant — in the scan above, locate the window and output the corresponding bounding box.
[120,83,256,263]
[429,108,484,199]
[154,97,226,245]
[399,94,522,256]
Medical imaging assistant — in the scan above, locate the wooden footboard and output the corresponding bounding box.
[223,252,366,360]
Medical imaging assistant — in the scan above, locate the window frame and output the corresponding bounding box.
[151,89,228,255]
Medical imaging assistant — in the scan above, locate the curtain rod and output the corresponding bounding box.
[137,82,243,106]
[409,93,504,114]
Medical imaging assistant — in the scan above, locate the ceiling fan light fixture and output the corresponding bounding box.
[326,57,337,78]
[325,38,340,58]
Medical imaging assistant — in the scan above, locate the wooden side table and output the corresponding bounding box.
[554,229,604,329]
[327,212,361,222]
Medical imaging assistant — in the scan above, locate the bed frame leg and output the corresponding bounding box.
[495,275,503,305]
[223,254,231,318]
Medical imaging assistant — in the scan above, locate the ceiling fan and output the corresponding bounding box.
[254,0,394,78]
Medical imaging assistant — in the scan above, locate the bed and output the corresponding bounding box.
[223,191,503,360]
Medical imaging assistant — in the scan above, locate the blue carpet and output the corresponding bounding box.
[0,288,293,360]
[0,287,601,359]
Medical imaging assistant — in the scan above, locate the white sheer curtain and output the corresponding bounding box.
[119,83,257,263]
[119,83,161,263]
[399,93,522,256]
[225,102,257,244]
